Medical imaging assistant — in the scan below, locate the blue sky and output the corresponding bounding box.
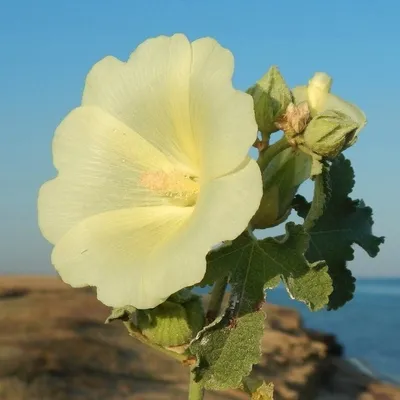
[1,0,398,276]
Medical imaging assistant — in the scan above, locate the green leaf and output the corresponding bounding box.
[327,264,356,310]
[190,310,265,390]
[200,241,236,287]
[259,224,332,311]
[293,155,384,309]
[105,305,136,324]
[202,223,333,311]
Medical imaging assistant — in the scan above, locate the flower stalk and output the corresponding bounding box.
[188,369,204,400]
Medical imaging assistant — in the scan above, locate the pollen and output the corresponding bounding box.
[139,170,199,206]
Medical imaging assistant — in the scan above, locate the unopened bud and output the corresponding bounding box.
[251,148,312,229]
[291,72,367,165]
[247,66,292,139]
[136,296,204,347]
[302,110,359,158]
[292,72,366,132]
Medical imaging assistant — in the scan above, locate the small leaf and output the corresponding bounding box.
[294,155,384,309]
[241,377,274,400]
[190,310,265,390]
[105,305,136,324]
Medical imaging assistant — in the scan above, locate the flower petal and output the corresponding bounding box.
[82,34,257,180]
[51,205,194,309]
[292,86,366,132]
[189,38,258,179]
[323,93,367,135]
[50,158,262,309]
[38,106,177,244]
[82,34,198,172]
[189,158,262,243]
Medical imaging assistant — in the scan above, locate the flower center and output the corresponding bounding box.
[140,170,199,206]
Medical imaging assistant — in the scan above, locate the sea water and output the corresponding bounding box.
[266,279,400,383]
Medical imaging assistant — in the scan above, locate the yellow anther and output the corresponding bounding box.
[140,170,199,206]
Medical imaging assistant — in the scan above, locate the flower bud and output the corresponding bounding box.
[251,148,312,229]
[291,72,367,168]
[247,66,292,139]
[136,296,204,347]
[302,110,359,158]
[292,72,366,133]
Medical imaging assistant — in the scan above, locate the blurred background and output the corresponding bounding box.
[1,1,399,399]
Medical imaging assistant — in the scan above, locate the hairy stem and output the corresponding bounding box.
[188,369,204,400]
[257,136,290,171]
[206,276,228,324]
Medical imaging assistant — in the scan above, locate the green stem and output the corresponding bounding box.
[188,369,204,400]
[123,321,189,363]
[257,136,290,171]
[206,276,228,324]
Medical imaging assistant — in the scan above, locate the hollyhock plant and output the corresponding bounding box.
[38,33,383,400]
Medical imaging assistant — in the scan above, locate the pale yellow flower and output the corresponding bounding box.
[292,72,366,131]
[38,34,262,309]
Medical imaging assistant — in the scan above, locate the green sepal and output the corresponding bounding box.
[302,110,359,158]
[247,66,292,139]
[136,297,204,347]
